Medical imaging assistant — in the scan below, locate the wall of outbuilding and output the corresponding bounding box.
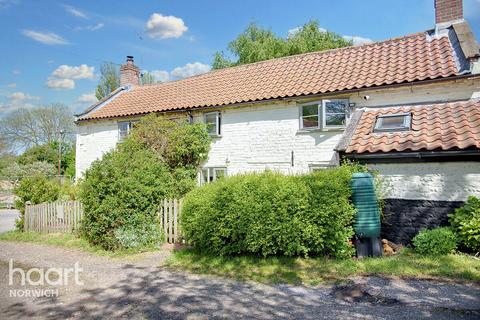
[368,162,480,244]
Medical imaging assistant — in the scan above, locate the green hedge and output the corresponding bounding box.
[181,166,359,258]
[449,196,480,253]
[412,227,457,256]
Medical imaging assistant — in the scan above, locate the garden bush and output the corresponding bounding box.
[449,196,480,253]
[14,175,61,230]
[412,227,457,255]
[181,165,359,258]
[80,115,210,250]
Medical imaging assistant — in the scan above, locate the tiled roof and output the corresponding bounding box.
[344,99,480,154]
[80,31,463,121]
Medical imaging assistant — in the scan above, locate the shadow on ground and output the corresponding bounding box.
[3,263,480,320]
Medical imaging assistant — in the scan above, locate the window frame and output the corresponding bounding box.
[204,111,221,136]
[117,120,138,142]
[373,113,412,132]
[199,167,227,185]
[322,99,349,129]
[299,99,349,130]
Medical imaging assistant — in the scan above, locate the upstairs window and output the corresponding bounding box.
[205,112,221,136]
[374,113,411,132]
[118,121,137,141]
[300,99,349,130]
[323,100,348,128]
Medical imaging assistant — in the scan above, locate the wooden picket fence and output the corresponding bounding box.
[159,198,183,243]
[24,199,183,243]
[24,201,84,233]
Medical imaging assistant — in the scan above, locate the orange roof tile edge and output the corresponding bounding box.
[79,30,465,121]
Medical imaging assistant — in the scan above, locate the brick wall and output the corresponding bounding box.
[435,0,463,24]
[120,64,140,87]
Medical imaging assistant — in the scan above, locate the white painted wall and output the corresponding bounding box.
[75,120,119,180]
[75,78,480,181]
[192,102,341,175]
[369,162,480,201]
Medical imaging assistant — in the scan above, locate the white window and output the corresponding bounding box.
[204,112,221,136]
[322,100,348,128]
[374,113,411,132]
[300,99,349,130]
[118,121,137,141]
[200,167,226,185]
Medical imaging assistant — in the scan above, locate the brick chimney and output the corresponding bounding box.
[120,56,140,87]
[435,0,463,25]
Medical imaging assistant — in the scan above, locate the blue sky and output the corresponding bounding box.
[0,0,479,118]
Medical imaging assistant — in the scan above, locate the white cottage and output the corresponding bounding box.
[76,0,480,243]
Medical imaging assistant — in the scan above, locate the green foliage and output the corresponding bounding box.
[140,72,157,85]
[127,114,211,169]
[114,224,163,249]
[182,165,358,258]
[1,161,56,180]
[212,20,351,69]
[449,196,480,253]
[14,175,61,230]
[13,141,75,177]
[80,115,211,250]
[413,227,457,256]
[95,62,120,100]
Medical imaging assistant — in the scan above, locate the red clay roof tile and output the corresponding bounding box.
[345,100,480,154]
[80,31,461,121]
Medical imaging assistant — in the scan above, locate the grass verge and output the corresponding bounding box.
[0,231,161,258]
[166,248,480,285]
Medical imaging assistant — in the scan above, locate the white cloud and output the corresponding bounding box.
[8,91,40,101]
[51,64,95,80]
[74,23,104,32]
[46,64,95,89]
[150,70,170,82]
[342,35,374,46]
[77,92,98,104]
[63,4,88,19]
[46,78,75,89]
[12,69,20,75]
[0,0,19,10]
[170,62,211,80]
[149,62,211,82]
[7,83,16,88]
[22,30,68,45]
[145,13,188,39]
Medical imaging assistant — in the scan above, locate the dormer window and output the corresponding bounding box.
[374,113,411,132]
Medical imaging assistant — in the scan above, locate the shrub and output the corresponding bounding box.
[181,166,358,258]
[80,148,173,250]
[449,196,480,253]
[14,175,61,230]
[80,115,211,250]
[412,227,457,255]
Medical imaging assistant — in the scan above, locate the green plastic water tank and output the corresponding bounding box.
[350,172,381,238]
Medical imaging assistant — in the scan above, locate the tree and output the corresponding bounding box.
[0,104,74,151]
[95,62,120,100]
[212,20,352,69]
[140,72,157,85]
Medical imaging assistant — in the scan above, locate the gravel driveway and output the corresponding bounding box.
[0,210,19,234]
[0,241,479,319]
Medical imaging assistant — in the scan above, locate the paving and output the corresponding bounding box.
[0,241,479,319]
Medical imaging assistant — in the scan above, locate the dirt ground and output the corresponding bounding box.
[1,241,479,319]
